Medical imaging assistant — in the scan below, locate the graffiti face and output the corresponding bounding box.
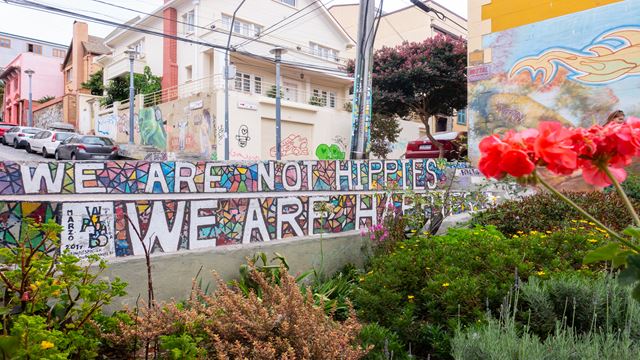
[236,125,250,147]
[139,106,167,150]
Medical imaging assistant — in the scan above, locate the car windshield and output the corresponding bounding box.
[82,136,113,145]
[56,132,75,141]
[23,129,41,134]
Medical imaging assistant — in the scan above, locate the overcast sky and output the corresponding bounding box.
[0,0,467,45]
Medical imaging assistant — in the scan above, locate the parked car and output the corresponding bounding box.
[4,127,43,149]
[55,135,119,160]
[47,122,76,133]
[405,131,468,160]
[25,130,77,158]
[0,123,16,144]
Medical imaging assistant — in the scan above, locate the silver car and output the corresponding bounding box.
[4,127,43,149]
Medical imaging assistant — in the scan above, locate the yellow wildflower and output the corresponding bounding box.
[407,295,415,301]
[588,222,596,226]
[588,239,598,243]
[442,283,450,287]
[359,277,365,282]
[517,231,524,234]
[530,231,538,235]
[540,235,547,239]
[40,341,54,350]
[571,220,578,223]
[52,290,61,296]
[545,231,552,234]
[536,271,546,276]
[366,271,373,276]
[512,235,519,238]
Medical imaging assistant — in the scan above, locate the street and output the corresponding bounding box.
[0,143,53,162]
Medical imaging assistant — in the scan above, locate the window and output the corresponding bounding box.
[254,76,262,94]
[221,15,262,37]
[27,43,42,54]
[52,49,66,58]
[432,25,454,38]
[65,69,73,82]
[0,37,10,48]
[234,72,252,93]
[436,117,448,132]
[183,10,195,33]
[130,40,144,56]
[309,42,339,61]
[185,65,192,81]
[278,0,296,6]
[457,108,467,125]
[313,88,337,108]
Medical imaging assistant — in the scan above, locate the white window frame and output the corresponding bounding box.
[312,88,337,108]
[221,15,262,37]
[130,40,145,57]
[183,10,195,34]
[234,72,264,95]
[0,37,11,49]
[309,42,339,62]
[254,76,262,95]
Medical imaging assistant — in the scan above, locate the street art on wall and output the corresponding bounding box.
[33,101,63,130]
[61,202,115,259]
[165,95,216,155]
[0,160,461,195]
[236,125,250,147]
[96,114,118,139]
[315,144,346,160]
[270,134,309,157]
[468,1,640,162]
[138,106,167,150]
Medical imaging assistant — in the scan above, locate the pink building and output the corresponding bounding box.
[1,52,63,125]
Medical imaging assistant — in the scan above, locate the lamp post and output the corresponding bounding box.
[24,69,34,127]
[269,47,287,161]
[124,49,138,144]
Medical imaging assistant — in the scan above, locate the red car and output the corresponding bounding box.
[0,123,15,144]
[405,131,468,160]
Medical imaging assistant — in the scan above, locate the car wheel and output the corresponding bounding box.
[42,148,48,158]
[25,144,32,153]
[55,151,60,160]
[13,139,18,148]
[71,153,77,161]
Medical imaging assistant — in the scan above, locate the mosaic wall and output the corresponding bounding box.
[0,159,461,195]
[0,160,491,260]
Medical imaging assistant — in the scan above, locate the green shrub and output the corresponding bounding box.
[452,273,640,359]
[359,323,409,360]
[353,226,607,359]
[451,316,640,360]
[471,191,639,236]
[607,174,640,201]
[518,273,640,340]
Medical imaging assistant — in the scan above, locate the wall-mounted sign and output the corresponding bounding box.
[468,65,492,82]
[238,100,257,110]
[189,100,203,110]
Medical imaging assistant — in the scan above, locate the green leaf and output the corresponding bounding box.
[583,243,621,264]
[612,250,634,268]
[623,226,640,240]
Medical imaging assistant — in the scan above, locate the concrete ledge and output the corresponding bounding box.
[102,231,368,309]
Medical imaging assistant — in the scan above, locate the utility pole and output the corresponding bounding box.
[350,0,376,159]
[24,69,34,127]
[224,0,246,161]
[270,47,286,161]
[124,49,138,144]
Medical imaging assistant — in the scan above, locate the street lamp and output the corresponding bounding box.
[269,47,287,161]
[124,49,138,144]
[24,69,34,127]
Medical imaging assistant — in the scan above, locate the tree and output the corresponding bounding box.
[102,66,162,106]
[366,35,467,157]
[36,95,55,103]
[370,114,401,159]
[81,68,105,96]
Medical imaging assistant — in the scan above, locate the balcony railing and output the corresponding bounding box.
[103,52,147,81]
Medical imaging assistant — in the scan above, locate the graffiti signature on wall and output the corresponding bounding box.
[269,134,309,158]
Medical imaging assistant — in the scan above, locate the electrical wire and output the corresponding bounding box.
[3,0,230,50]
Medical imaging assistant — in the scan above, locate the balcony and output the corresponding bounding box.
[103,52,147,80]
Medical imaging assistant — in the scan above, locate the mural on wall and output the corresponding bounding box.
[165,95,216,155]
[33,101,63,130]
[61,202,115,259]
[96,114,118,139]
[139,106,167,150]
[0,160,461,195]
[468,1,640,162]
[270,134,309,158]
[235,125,250,147]
[315,144,346,160]
[0,202,56,247]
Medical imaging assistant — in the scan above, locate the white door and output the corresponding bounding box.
[283,81,298,102]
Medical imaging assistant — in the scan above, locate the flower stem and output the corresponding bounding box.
[602,166,640,227]
[535,173,640,252]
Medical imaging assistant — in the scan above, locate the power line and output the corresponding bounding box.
[3,0,229,50]
[235,0,335,49]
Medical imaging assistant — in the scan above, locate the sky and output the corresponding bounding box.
[0,0,468,45]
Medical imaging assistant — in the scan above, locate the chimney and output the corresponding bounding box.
[162,4,178,99]
[72,21,89,93]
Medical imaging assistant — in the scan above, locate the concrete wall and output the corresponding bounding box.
[33,98,63,129]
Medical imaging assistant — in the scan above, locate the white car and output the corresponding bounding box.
[4,126,42,149]
[25,130,77,158]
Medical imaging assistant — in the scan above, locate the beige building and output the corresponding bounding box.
[330,1,468,156]
[61,21,110,133]
[95,0,361,160]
